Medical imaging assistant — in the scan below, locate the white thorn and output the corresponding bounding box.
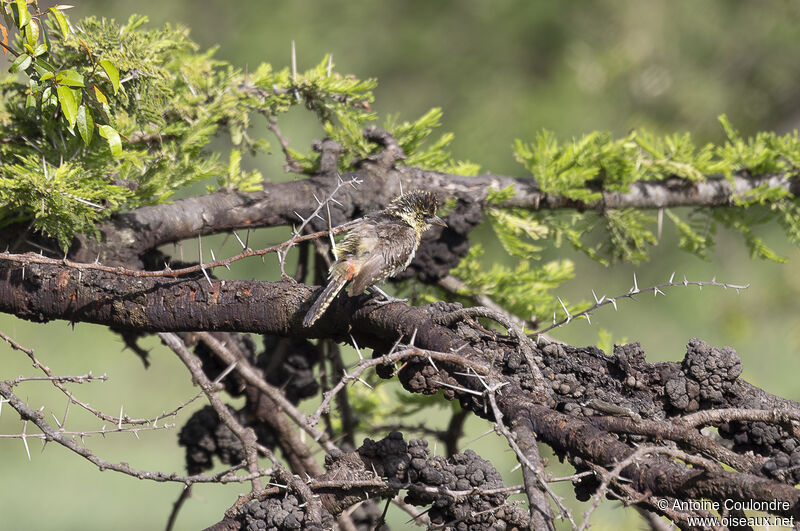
[21,421,31,461]
[610,298,618,311]
[557,297,571,323]
[233,231,246,249]
[632,273,640,294]
[669,272,675,283]
[349,334,363,360]
[409,327,418,347]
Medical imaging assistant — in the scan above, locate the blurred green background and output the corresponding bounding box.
[2,1,800,529]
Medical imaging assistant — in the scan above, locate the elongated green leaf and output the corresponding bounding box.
[92,84,108,104]
[99,59,119,94]
[55,69,84,87]
[40,16,51,51]
[76,104,93,145]
[56,85,77,128]
[34,57,56,72]
[9,53,31,73]
[32,43,47,57]
[98,124,122,157]
[39,71,54,81]
[49,7,69,38]
[15,0,30,28]
[24,18,38,46]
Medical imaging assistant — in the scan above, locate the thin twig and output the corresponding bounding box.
[159,332,264,492]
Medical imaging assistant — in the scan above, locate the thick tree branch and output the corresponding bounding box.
[65,164,800,265]
[5,256,800,527]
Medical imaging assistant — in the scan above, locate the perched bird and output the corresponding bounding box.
[303,190,446,327]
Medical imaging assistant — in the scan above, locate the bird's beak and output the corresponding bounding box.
[429,215,447,227]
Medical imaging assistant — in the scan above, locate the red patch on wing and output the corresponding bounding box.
[345,262,357,280]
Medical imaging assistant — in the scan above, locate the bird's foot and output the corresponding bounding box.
[368,286,408,305]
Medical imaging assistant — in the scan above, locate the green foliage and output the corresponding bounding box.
[0,7,476,249]
[666,210,713,259]
[0,154,130,245]
[450,245,576,324]
[513,128,724,202]
[217,149,263,192]
[505,119,800,265]
[295,103,477,175]
[487,207,548,258]
[712,207,788,263]
[2,11,462,248]
[388,108,478,173]
[717,114,784,181]
[596,328,614,356]
[466,118,800,323]
[512,118,800,201]
[604,209,657,263]
[596,329,629,356]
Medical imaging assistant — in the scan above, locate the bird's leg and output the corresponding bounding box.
[368,285,408,305]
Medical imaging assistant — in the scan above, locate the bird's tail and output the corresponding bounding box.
[303,275,348,327]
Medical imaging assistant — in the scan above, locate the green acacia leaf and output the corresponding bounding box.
[98,124,122,157]
[49,7,69,38]
[55,69,84,87]
[32,43,47,57]
[76,104,93,145]
[15,0,30,27]
[56,85,78,128]
[39,71,54,81]
[9,53,31,73]
[99,59,119,94]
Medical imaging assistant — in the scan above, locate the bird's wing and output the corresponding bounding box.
[347,224,418,295]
